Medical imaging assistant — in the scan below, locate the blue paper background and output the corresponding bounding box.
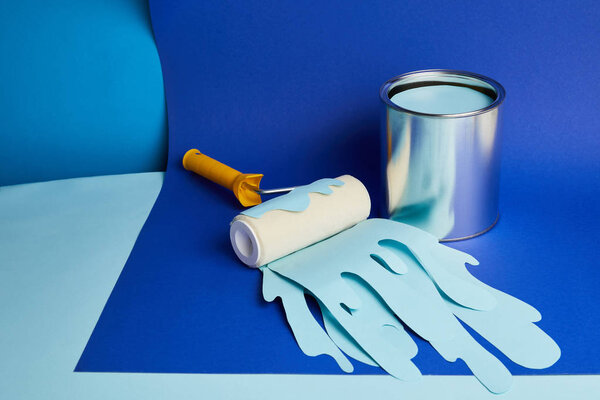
[77,1,600,375]
[0,0,167,186]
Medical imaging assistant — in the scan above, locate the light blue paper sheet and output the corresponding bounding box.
[321,272,421,380]
[264,217,560,394]
[242,178,344,218]
[261,267,353,372]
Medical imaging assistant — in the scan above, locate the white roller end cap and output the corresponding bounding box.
[230,218,261,268]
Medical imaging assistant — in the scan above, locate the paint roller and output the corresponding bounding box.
[183,149,371,267]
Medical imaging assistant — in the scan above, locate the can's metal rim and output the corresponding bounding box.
[379,69,506,119]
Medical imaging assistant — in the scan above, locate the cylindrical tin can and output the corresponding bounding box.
[380,70,505,241]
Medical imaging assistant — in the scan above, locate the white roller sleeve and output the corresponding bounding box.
[230,175,371,267]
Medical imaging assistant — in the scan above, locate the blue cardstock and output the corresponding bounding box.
[76,0,600,378]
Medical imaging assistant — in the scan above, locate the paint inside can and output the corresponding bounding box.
[390,85,494,115]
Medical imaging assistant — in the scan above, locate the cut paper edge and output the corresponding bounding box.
[261,267,353,373]
[431,330,513,394]
[323,273,422,381]
[445,288,561,369]
[242,178,344,218]
[264,218,559,394]
[321,305,378,367]
[379,237,497,311]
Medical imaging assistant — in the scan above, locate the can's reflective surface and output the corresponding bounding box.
[380,70,505,241]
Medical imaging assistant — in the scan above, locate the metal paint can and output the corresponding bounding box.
[380,69,505,241]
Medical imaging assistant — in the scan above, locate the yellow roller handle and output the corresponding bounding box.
[182,149,263,207]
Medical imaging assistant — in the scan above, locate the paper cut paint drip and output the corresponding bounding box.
[261,267,353,372]
[232,177,559,393]
[242,178,344,218]
[261,219,560,394]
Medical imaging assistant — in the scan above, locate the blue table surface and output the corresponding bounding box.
[1,173,599,399]
[77,1,600,376]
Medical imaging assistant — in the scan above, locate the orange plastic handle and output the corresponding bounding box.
[182,149,263,207]
[183,149,241,191]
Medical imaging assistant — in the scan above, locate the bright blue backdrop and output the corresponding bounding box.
[0,0,167,186]
[77,1,600,376]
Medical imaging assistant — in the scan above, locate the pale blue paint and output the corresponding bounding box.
[242,178,344,218]
[267,218,560,394]
[390,85,493,115]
